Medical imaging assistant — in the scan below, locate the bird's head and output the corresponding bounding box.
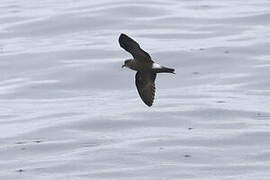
[122,59,133,68]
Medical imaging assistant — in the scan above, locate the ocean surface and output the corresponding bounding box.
[1,0,270,179]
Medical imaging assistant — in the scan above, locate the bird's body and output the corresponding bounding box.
[123,59,152,71]
[119,33,175,107]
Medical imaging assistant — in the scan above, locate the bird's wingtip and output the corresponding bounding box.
[119,33,127,39]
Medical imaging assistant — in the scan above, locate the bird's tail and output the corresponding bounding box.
[156,66,175,74]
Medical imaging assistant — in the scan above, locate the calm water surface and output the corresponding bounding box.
[1,0,270,179]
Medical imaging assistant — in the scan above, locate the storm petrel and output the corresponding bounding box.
[119,33,175,107]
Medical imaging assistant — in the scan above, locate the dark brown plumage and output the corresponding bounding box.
[119,33,175,107]
[135,71,156,107]
[119,33,153,63]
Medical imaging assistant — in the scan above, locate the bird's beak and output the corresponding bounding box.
[122,64,125,68]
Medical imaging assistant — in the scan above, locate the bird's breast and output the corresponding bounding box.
[130,61,152,71]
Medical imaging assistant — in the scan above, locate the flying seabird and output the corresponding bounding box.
[119,33,175,107]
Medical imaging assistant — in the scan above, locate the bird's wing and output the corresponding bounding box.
[119,33,153,63]
[135,71,156,107]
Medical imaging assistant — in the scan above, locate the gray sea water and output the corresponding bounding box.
[1,0,270,179]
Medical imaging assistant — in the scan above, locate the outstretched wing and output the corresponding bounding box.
[135,71,156,107]
[119,33,153,63]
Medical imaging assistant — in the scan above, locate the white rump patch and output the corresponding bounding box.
[152,63,162,69]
